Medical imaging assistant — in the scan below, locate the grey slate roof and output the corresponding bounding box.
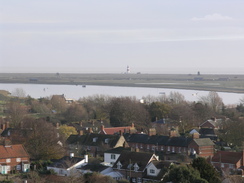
[113,151,155,171]
[48,156,84,169]
[125,134,192,147]
[67,133,121,148]
[191,138,214,146]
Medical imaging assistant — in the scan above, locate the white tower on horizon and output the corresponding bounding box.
[127,65,130,74]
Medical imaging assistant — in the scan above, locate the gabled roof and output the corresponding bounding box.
[0,144,29,159]
[113,151,157,172]
[189,129,199,134]
[67,133,123,148]
[104,147,130,154]
[78,163,109,172]
[48,156,84,169]
[144,160,172,181]
[191,138,214,146]
[211,151,243,165]
[200,120,216,128]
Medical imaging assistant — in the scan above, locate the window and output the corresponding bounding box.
[229,164,234,169]
[93,137,98,142]
[147,145,149,149]
[140,144,143,149]
[221,163,224,168]
[178,147,181,153]
[137,177,142,183]
[167,146,170,151]
[111,154,116,160]
[117,162,122,169]
[152,146,155,151]
[134,163,139,172]
[150,169,155,174]
[16,158,21,162]
[6,159,11,163]
[105,138,109,144]
[161,146,164,151]
[172,147,175,153]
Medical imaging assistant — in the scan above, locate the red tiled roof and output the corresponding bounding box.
[0,144,29,159]
[211,151,243,165]
[102,126,135,135]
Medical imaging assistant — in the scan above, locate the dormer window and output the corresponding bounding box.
[105,138,109,144]
[134,163,139,172]
[117,161,122,169]
[93,137,98,142]
[150,169,155,174]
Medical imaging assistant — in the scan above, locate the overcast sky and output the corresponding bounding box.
[1,0,244,74]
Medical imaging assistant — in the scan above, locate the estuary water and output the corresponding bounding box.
[0,83,243,105]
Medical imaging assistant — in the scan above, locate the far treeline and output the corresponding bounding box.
[0,88,244,160]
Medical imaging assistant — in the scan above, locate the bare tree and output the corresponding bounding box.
[11,88,26,98]
[199,91,223,113]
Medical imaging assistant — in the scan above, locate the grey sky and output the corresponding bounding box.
[1,0,244,74]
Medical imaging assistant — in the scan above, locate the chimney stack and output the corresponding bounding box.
[149,128,156,136]
[192,132,199,139]
[79,130,83,136]
[101,125,104,131]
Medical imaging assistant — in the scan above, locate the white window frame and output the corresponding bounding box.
[150,169,155,174]
[111,154,116,160]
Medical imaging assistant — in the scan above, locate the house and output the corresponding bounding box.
[104,147,130,166]
[47,154,88,176]
[77,163,124,181]
[99,123,136,135]
[199,118,222,129]
[188,138,215,157]
[67,133,129,157]
[113,151,159,182]
[0,144,30,174]
[143,160,172,182]
[198,128,218,141]
[211,151,244,176]
[124,133,192,155]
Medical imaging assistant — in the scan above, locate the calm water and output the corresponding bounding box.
[0,83,243,105]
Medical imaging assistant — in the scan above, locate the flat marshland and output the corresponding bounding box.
[0,73,244,93]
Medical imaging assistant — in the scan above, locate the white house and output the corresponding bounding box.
[104,147,129,166]
[47,154,88,176]
[143,160,172,182]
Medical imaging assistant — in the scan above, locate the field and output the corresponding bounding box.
[1,73,244,93]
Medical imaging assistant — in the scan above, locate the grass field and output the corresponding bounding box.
[1,73,244,93]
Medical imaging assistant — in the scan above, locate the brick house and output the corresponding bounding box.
[0,144,30,174]
[188,138,215,157]
[67,133,129,157]
[124,133,192,155]
[211,151,244,176]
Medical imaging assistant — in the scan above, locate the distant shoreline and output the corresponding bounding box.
[0,73,244,94]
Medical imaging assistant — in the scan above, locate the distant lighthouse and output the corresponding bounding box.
[126,65,130,74]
